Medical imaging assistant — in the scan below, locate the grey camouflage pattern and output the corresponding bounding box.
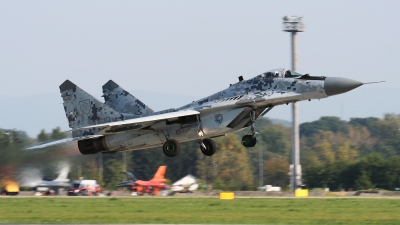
[180,69,326,110]
[59,80,135,137]
[102,80,155,116]
[60,69,326,138]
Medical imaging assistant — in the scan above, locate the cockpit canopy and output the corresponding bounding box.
[263,69,303,78]
[253,69,303,81]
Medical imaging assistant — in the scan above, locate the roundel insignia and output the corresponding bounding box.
[79,100,91,115]
[214,114,223,124]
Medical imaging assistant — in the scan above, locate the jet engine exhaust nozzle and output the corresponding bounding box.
[324,77,363,96]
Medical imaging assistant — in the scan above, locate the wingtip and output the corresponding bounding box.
[59,80,77,92]
[102,80,119,90]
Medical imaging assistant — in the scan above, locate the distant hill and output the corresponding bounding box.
[269,118,291,127]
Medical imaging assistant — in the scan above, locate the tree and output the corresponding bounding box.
[300,116,348,137]
[336,141,358,162]
[51,127,67,140]
[37,129,48,142]
[354,171,373,190]
[196,135,254,191]
[103,158,124,190]
[263,156,289,189]
[384,156,400,190]
[320,140,335,163]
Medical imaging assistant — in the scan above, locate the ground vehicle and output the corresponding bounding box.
[67,180,101,196]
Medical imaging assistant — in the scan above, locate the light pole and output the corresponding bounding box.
[99,154,103,184]
[122,151,127,180]
[282,16,305,192]
[259,145,263,191]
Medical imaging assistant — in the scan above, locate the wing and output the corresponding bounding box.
[78,109,200,135]
[26,110,199,150]
[26,134,102,150]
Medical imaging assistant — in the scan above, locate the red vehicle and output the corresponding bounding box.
[117,166,169,196]
[68,180,101,196]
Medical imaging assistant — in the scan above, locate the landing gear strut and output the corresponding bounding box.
[242,110,258,148]
[199,138,216,156]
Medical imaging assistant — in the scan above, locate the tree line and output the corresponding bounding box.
[1,114,400,191]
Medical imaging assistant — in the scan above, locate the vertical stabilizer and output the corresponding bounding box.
[54,165,70,182]
[152,166,167,182]
[60,80,128,130]
[102,80,154,116]
[126,172,137,181]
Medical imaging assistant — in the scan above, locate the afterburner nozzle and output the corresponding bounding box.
[324,77,363,96]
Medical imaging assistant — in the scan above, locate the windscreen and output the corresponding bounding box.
[284,70,303,78]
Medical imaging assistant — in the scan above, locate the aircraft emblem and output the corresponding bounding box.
[79,100,91,115]
[214,114,223,124]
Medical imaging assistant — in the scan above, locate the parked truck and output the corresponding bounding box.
[67,180,101,196]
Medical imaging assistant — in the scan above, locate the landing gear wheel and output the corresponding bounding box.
[200,138,216,156]
[163,139,180,157]
[242,135,257,147]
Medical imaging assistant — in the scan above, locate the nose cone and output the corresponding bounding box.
[324,77,363,96]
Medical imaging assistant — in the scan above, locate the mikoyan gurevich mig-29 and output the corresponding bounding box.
[29,69,371,157]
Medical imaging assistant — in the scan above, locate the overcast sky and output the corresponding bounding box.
[1,1,399,137]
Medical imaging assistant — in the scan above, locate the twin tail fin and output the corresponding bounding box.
[59,80,129,130]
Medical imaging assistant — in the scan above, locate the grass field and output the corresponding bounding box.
[1,197,400,224]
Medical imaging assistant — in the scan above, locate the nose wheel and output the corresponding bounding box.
[199,138,216,156]
[242,135,257,147]
[162,139,180,157]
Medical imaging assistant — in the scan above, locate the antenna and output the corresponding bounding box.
[363,81,385,84]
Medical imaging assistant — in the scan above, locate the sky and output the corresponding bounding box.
[1,0,399,137]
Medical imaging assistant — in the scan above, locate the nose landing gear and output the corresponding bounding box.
[241,110,259,148]
[242,135,257,147]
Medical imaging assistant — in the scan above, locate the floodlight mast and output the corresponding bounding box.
[282,16,305,193]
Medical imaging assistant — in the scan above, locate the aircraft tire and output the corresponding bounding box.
[242,135,257,147]
[200,138,216,156]
[163,139,180,157]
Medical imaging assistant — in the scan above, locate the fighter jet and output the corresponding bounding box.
[170,174,199,193]
[29,166,70,195]
[116,166,168,195]
[28,69,367,157]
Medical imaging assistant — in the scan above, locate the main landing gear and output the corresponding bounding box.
[162,114,217,157]
[162,138,217,157]
[199,138,216,156]
[162,139,180,157]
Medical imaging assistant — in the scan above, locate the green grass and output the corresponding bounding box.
[1,197,400,224]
